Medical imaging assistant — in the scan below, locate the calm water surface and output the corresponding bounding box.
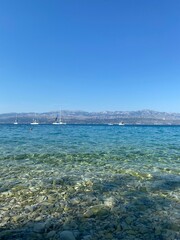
[0,125,180,239]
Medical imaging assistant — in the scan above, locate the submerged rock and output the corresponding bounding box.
[104,197,116,207]
[82,235,92,240]
[83,205,109,218]
[58,230,76,240]
[33,222,46,233]
[46,230,56,238]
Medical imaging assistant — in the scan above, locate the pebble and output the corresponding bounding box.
[25,205,36,213]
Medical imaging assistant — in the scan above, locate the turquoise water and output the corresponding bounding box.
[0,125,180,239]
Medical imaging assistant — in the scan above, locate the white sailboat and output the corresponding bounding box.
[52,115,60,124]
[119,121,125,126]
[53,110,66,125]
[31,114,39,125]
[31,119,39,125]
[14,114,18,124]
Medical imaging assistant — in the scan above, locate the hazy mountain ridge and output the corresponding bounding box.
[1,110,180,124]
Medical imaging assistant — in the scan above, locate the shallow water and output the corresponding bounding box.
[0,125,180,239]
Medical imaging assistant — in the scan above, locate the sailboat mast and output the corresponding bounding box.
[14,114,18,124]
[60,109,62,122]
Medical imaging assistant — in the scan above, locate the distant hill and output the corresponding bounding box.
[0,110,180,124]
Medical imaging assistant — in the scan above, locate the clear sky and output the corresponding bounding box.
[0,0,180,113]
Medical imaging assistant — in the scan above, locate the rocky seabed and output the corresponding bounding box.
[0,158,180,240]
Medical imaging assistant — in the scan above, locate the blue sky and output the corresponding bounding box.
[0,0,180,113]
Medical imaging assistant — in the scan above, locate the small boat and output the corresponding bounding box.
[119,121,125,126]
[108,123,113,126]
[14,114,18,124]
[31,114,39,125]
[30,119,39,125]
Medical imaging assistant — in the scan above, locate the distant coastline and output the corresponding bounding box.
[1,109,180,125]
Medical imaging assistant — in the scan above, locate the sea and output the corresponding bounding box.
[0,124,180,240]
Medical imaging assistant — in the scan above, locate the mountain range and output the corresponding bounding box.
[1,109,180,124]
